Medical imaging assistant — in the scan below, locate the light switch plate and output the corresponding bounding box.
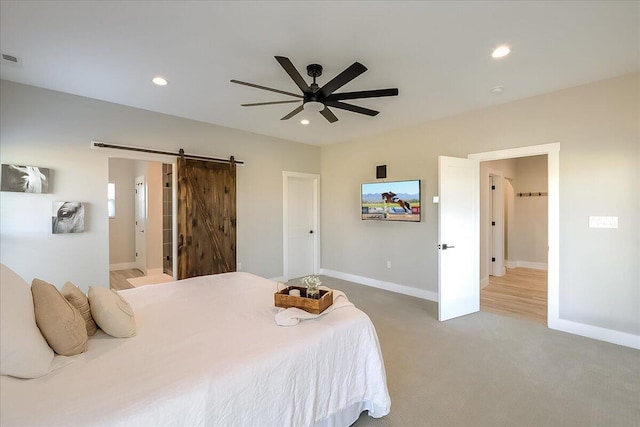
[588,216,618,229]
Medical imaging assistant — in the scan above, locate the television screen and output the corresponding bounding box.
[361,180,421,222]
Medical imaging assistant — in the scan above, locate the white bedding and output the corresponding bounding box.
[1,272,390,426]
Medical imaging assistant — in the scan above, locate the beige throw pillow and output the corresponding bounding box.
[61,282,98,336]
[88,286,136,338]
[0,264,55,378]
[32,279,88,356]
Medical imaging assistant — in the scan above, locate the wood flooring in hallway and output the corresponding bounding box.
[481,267,548,325]
[110,268,143,291]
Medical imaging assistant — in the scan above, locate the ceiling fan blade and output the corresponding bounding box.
[231,79,303,99]
[327,88,399,101]
[275,56,310,93]
[319,62,368,97]
[241,100,302,107]
[325,100,379,116]
[320,107,339,123]
[280,104,304,120]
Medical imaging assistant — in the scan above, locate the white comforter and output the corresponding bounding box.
[1,272,390,426]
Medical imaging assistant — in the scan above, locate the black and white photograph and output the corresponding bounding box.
[1,164,50,193]
[52,201,85,234]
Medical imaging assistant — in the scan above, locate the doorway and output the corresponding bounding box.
[108,157,176,289]
[479,155,549,324]
[469,143,559,327]
[283,171,320,281]
[437,143,559,326]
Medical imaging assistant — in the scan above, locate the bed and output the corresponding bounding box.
[1,271,390,426]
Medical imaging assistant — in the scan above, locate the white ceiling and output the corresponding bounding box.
[1,1,638,146]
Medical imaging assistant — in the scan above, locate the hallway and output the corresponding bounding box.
[481,267,547,324]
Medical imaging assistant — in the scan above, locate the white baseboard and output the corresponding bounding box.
[549,318,640,350]
[319,269,638,350]
[480,276,490,288]
[506,260,548,270]
[109,262,137,271]
[319,268,438,302]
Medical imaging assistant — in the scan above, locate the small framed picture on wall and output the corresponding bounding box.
[52,202,85,234]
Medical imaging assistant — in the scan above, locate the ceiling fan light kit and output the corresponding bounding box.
[231,56,399,123]
[304,101,324,113]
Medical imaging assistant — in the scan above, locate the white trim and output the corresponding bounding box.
[480,276,490,288]
[550,318,640,350]
[485,168,505,277]
[320,268,438,302]
[506,260,548,270]
[109,262,138,271]
[469,142,560,330]
[283,171,320,281]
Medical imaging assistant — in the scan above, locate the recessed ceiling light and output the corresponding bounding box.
[300,119,310,125]
[152,76,168,86]
[491,45,511,59]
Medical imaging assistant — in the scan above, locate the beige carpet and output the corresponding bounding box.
[126,273,173,287]
[286,276,640,427]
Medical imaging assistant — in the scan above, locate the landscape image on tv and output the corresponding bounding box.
[361,180,420,222]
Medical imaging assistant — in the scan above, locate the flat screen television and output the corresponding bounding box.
[361,180,421,222]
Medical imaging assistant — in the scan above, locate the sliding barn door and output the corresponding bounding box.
[177,158,236,279]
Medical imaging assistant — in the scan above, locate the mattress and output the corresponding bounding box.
[1,272,390,426]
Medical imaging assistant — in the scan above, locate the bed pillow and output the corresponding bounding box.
[32,279,88,356]
[61,282,98,336]
[0,264,56,378]
[88,286,136,338]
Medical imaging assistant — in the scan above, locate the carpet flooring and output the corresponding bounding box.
[289,276,640,427]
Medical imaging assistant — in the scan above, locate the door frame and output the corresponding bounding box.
[134,175,147,274]
[282,171,320,281]
[469,142,559,328]
[486,168,505,279]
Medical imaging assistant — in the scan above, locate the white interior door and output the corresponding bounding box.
[134,176,147,275]
[438,156,480,321]
[284,173,319,280]
[490,174,505,276]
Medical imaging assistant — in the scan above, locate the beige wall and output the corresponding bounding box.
[480,156,548,276]
[0,80,320,291]
[511,155,548,265]
[108,158,136,266]
[321,73,639,335]
[143,161,163,274]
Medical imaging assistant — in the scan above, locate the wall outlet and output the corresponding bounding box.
[588,216,618,229]
[237,262,242,271]
[386,261,392,269]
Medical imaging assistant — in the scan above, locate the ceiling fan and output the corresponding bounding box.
[231,56,398,123]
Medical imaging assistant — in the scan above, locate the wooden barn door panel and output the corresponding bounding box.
[177,158,236,279]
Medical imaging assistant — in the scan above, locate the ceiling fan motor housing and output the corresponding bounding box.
[306,64,323,78]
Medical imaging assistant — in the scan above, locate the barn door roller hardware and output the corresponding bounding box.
[92,141,244,165]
